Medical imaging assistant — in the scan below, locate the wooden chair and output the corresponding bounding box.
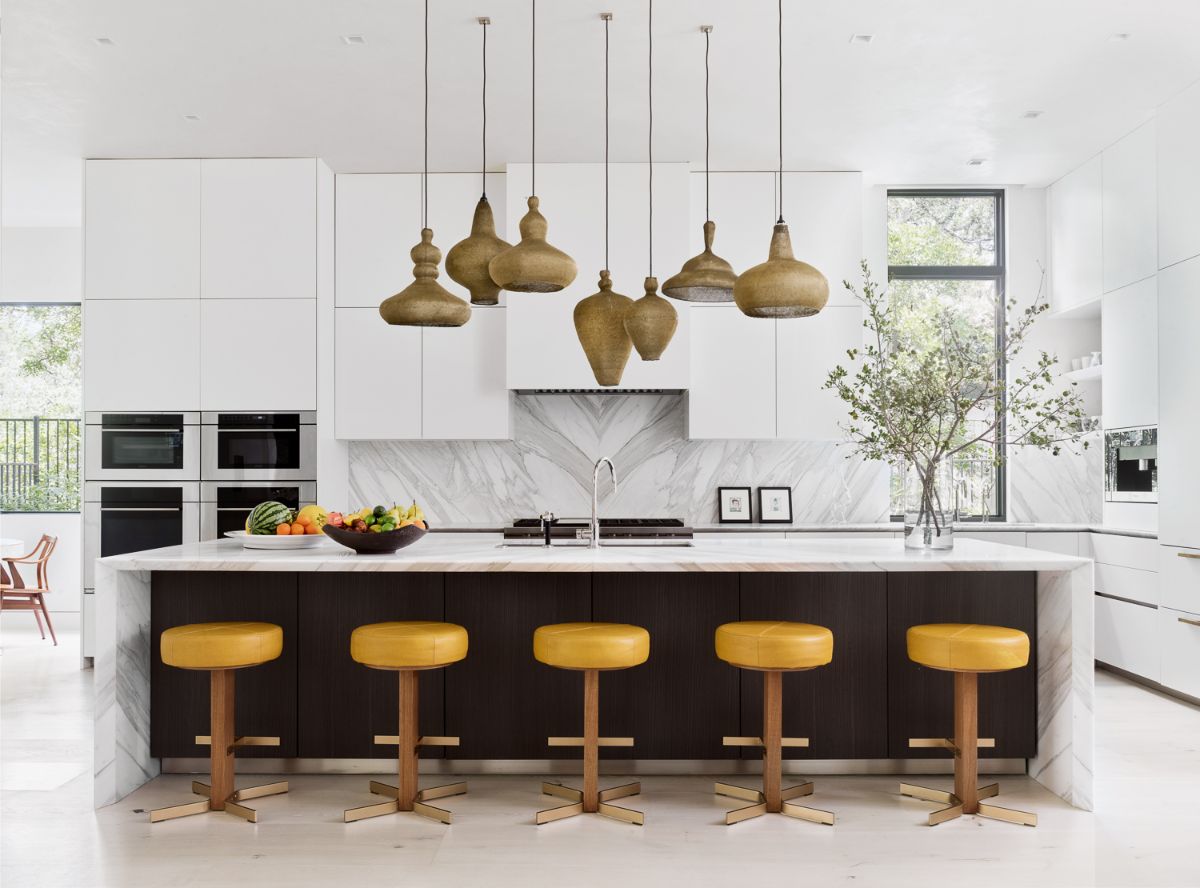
[1,534,59,645]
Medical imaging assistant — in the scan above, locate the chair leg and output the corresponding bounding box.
[398,670,418,813]
[37,596,56,646]
[33,605,45,639]
[209,669,235,811]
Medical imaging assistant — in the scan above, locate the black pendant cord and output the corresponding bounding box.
[777,0,784,224]
[704,26,710,222]
[481,18,488,199]
[604,14,610,271]
[422,0,429,229]
[531,0,536,197]
[647,0,653,278]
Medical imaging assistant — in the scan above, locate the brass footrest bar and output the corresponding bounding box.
[721,736,809,748]
[546,736,634,747]
[536,782,644,826]
[899,782,1033,827]
[194,735,281,751]
[372,735,461,747]
[907,737,995,751]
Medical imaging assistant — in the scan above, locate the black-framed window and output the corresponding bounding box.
[886,189,1006,521]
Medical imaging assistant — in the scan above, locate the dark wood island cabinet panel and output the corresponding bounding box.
[592,573,741,759]
[887,572,1038,759]
[296,574,445,759]
[444,573,591,760]
[150,572,298,758]
[739,573,888,759]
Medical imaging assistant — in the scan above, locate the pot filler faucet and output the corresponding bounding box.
[586,457,617,550]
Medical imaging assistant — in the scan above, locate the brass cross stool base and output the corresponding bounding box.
[149,622,290,824]
[533,623,650,826]
[900,624,1038,828]
[713,622,836,827]
[343,623,471,825]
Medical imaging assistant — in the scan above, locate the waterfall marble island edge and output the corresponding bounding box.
[92,537,1093,813]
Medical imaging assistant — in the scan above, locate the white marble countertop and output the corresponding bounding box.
[97,535,1089,573]
[432,522,1156,538]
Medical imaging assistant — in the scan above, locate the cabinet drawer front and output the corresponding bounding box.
[1094,563,1159,606]
[1088,533,1158,571]
[1159,607,1200,699]
[1094,595,1159,681]
[1159,546,1200,613]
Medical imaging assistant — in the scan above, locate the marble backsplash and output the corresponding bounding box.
[348,394,1100,526]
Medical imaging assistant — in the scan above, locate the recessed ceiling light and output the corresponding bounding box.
[966,158,987,167]
[1110,32,1131,42]
[94,37,115,46]
[849,34,874,44]
[1022,110,1043,119]
[341,34,367,46]
[184,114,200,122]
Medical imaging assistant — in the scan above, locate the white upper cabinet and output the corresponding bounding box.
[1158,255,1200,549]
[200,299,316,411]
[688,306,776,440]
[1049,156,1103,313]
[1101,277,1158,430]
[687,172,776,278]
[335,308,422,440]
[776,306,862,440]
[1158,80,1200,270]
[201,159,316,300]
[779,173,865,305]
[85,160,200,300]
[84,299,201,410]
[336,174,421,307]
[1102,120,1157,293]
[422,306,510,439]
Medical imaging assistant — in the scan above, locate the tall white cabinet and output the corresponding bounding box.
[1157,256,1200,550]
[1049,156,1103,313]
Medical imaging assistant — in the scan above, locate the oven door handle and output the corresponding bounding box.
[99,507,183,513]
[101,427,183,433]
[218,428,299,433]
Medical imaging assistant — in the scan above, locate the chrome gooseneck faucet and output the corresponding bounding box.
[588,457,617,549]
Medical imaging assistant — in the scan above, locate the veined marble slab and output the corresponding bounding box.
[93,537,1093,813]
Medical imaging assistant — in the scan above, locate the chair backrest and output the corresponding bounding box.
[6,534,57,591]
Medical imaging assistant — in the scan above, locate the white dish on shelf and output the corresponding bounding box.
[225,530,327,550]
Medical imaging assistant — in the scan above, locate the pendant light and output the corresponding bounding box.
[574,13,634,387]
[446,17,511,306]
[380,0,471,327]
[624,0,678,361]
[732,0,829,319]
[662,26,736,303]
[488,0,577,293]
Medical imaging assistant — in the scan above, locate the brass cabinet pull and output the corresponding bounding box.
[1179,617,1200,628]
[1178,552,1200,560]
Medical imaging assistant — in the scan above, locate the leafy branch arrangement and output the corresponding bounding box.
[824,261,1087,537]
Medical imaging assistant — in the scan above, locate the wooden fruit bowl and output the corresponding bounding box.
[322,523,428,554]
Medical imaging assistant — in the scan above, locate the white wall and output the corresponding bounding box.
[1,227,82,302]
[0,512,81,613]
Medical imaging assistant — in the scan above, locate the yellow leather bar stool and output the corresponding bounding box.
[344,621,469,825]
[713,621,836,826]
[900,623,1037,827]
[533,622,650,826]
[150,622,289,823]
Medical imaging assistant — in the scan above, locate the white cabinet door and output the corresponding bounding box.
[423,306,510,439]
[1160,545,1200,614]
[201,159,316,300]
[1049,157,1103,313]
[687,306,776,439]
[776,305,861,440]
[336,174,422,308]
[1157,256,1200,548]
[1102,120,1157,293]
[83,299,201,410]
[335,308,421,439]
[1159,607,1200,698]
[200,299,316,410]
[85,160,200,300]
[687,172,776,277]
[1158,80,1200,269]
[1094,595,1159,681]
[1101,276,1157,429]
[780,173,865,306]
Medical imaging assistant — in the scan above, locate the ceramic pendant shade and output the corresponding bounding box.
[624,276,678,361]
[663,220,736,302]
[733,222,829,319]
[446,197,511,305]
[380,228,471,327]
[488,196,576,293]
[574,270,634,386]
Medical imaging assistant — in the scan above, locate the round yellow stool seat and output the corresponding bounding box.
[715,621,833,670]
[161,621,283,670]
[533,623,650,670]
[350,621,468,669]
[906,623,1029,673]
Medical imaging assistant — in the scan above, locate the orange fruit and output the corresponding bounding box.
[412,519,426,530]
[296,514,312,527]
[276,523,291,535]
[305,524,321,535]
[290,522,304,535]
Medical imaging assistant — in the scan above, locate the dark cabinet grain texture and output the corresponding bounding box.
[150,572,298,758]
[739,573,888,759]
[886,572,1038,758]
[296,573,445,759]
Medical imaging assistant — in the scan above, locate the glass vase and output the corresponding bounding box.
[901,459,956,551]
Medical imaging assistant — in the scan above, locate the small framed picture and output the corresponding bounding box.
[757,486,793,524]
[718,487,753,524]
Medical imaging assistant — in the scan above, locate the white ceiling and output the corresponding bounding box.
[5,0,1200,226]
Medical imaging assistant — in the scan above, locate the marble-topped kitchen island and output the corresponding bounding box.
[93,536,1093,812]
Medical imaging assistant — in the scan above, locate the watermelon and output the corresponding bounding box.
[246,501,294,535]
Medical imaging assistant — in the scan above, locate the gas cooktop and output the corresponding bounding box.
[505,517,693,545]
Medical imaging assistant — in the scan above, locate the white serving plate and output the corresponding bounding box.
[225,530,327,550]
